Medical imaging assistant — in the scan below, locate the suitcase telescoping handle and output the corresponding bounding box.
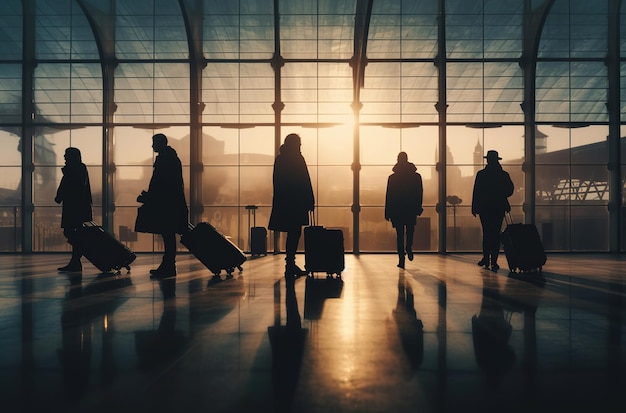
[309,210,317,226]
[82,221,102,229]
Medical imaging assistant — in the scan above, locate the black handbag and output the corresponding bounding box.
[134,203,161,234]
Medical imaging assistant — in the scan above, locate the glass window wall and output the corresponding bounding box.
[0,0,623,252]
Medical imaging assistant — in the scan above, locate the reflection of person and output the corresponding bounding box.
[58,280,92,402]
[135,296,186,370]
[268,134,315,278]
[268,276,306,412]
[385,152,423,269]
[471,150,514,272]
[137,134,188,278]
[393,274,424,371]
[55,147,93,272]
[471,275,515,387]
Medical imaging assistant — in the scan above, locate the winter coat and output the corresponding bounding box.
[471,163,514,216]
[385,161,424,227]
[136,146,188,234]
[268,147,314,232]
[55,162,93,229]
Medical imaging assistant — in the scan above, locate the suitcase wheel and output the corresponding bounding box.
[237,265,243,273]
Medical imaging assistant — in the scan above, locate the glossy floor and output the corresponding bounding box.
[1,253,625,413]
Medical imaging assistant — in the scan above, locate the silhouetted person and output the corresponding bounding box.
[269,133,314,278]
[385,152,424,269]
[55,147,93,272]
[472,150,514,272]
[137,133,188,278]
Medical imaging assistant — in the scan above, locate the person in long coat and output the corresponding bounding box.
[385,152,424,269]
[268,133,315,277]
[55,147,93,272]
[137,133,188,278]
[471,150,514,272]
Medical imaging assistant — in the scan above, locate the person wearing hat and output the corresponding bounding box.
[471,150,514,272]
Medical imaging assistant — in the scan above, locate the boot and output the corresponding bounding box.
[397,255,405,269]
[150,261,177,279]
[406,247,414,261]
[58,250,82,272]
[285,259,307,278]
[477,256,489,267]
[58,261,82,272]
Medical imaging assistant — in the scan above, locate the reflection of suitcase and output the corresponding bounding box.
[304,214,344,277]
[68,221,136,273]
[246,205,267,256]
[304,276,344,319]
[501,214,546,273]
[180,222,246,276]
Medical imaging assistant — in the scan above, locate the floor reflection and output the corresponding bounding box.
[471,274,516,387]
[2,254,625,413]
[268,276,307,413]
[59,272,133,403]
[393,273,424,371]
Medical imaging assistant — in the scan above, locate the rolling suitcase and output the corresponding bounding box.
[246,205,267,256]
[250,227,268,256]
[304,212,344,277]
[68,221,136,273]
[501,213,546,273]
[180,222,246,276]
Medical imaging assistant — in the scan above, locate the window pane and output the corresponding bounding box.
[0,0,22,60]
[0,131,21,167]
[400,63,439,122]
[204,0,274,59]
[361,126,400,166]
[36,0,98,60]
[317,166,351,206]
[0,64,21,123]
[0,167,21,205]
[203,166,238,205]
[447,62,483,123]
[361,63,401,123]
[0,206,21,252]
[446,205,481,251]
[115,166,154,206]
[241,166,273,206]
[116,0,187,59]
[115,63,189,123]
[319,125,352,165]
[240,127,275,165]
[536,205,569,250]
[114,127,157,167]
